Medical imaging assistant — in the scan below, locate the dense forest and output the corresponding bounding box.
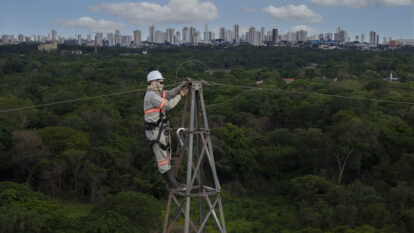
[0,45,414,233]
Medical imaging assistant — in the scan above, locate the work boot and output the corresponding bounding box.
[162,169,186,191]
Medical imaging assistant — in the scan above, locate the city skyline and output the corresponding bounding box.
[1,0,414,40]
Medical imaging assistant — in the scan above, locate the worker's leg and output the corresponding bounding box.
[152,143,171,174]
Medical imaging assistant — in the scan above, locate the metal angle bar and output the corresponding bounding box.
[167,198,187,233]
[197,198,220,233]
[199,90,221,191]
[163,192,173,233]
[185,87,196,233]
[172,195,198,232]
[217,194,227,233]
[203,193,224,233]
[189,140,208,189]
[195,90,205,233]
[200,134,221,191]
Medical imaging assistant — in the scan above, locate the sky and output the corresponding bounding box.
[1,0,413,40]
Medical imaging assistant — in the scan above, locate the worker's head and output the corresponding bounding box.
[147,70,164,90]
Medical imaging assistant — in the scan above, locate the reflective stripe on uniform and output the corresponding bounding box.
[159,98,167,109]
[158,159,169,165]
[144,108,160,114]
[144,91,167,114]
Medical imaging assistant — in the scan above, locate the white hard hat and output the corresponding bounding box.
[147,70,164,82]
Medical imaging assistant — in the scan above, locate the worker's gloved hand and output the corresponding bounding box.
[179,77,192,89]
[180,87,189,97]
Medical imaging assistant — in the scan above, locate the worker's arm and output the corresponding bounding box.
[166,86,181,100]
[150,91,181,111]
[166,78,191,99]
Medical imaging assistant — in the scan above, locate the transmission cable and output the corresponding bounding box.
[0,84,176,114]
[205,81,414,106]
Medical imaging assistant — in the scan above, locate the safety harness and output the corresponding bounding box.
[144,90,170,151]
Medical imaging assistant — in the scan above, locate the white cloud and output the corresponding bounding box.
[53,17,125,33]
[263,5,323,24]
[309,0,414,8]
[242,6,256,13]
[89,0,219,26]
[290,25,322,34]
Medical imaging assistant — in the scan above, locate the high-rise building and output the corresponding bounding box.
[115,30,121,46]
[248,27,260,46]
[219,27,225,40]
[194,31,200,44]
[296,30,307,42]
[121,35,132,46]
[204,24,208,41]
[175,31,181,43]
[260,27,265,45]
[182,27,188,42]
[166,28,175,44]
[339,29,347,42]
[234,24,239,44]
[149,25,155,43]
[87,34,91,45]
[155,30,165,43]
[355,35,359,42]
[272,29,278,44]
[370,30,377,45]
[95,33,103,46]
[18,34,24,43]
[77,35,82,45]
[133,30,142,46]
[325,33,333,41]
[52,29,57,42]
[190,27,197,44]
[318,34,324,41]
[361,33,365,43]
[107,33,114,46]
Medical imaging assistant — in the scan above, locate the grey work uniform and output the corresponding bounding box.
[144,87,181,173]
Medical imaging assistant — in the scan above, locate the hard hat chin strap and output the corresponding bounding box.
[155,81,163,96]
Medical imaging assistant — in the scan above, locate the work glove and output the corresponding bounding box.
[179,77,192,89]
[180,87,189,97]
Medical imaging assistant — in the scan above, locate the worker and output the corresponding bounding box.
[144,70,190,191]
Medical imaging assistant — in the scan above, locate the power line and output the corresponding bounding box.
[1,80,413,114]
[206,89,253,108]
[0,85,176,114]
[205,81,414,106]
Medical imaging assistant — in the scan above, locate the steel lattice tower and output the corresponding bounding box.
[162,81,226,233]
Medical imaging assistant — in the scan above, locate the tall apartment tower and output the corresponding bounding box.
[361,33,365,43]
[115,30,121,46]
[87,34,91,44]
[219,27,225,40]
[370,31,377,45]
[95,33,103,46]
[260,27,265,45]
[272,28,278,44]
[234,24,239,44]
[182,27,188,42]
[148,25,155,43]
[166,28,175,44]
[133,30,142,46]
[18,34,24,43]
[190,27,197,44]
[107,33,114,46]
[51,29,57,42]
[204,24,208,41]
